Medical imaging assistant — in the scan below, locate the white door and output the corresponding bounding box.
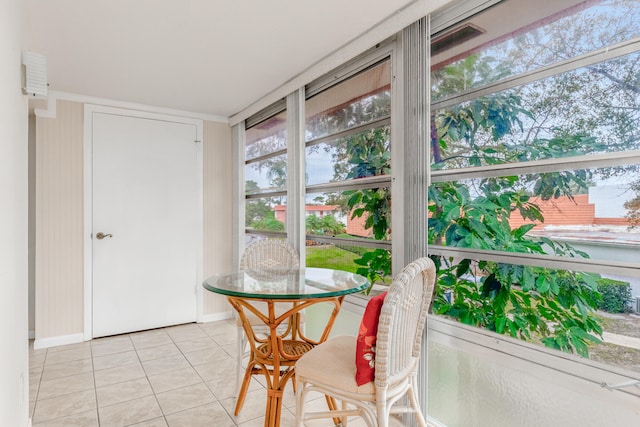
[91,112,199,338]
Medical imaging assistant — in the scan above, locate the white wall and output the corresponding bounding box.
[427,317,640,426]
[0,0,29,425]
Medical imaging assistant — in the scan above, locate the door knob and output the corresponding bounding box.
[96,232,113,240]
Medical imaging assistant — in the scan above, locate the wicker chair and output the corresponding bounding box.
[294,257,436,427]
[235,238,302,396]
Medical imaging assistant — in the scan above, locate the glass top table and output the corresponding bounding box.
[203,267,369,427]
[202,267,370,299]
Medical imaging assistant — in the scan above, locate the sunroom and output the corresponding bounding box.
[4,0,640,426]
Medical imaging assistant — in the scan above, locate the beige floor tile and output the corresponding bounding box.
[41,357,93,381]
[141,354,190,376]
[210,330,237,347]
[148,366,203,394]
[220,388,268,425]
[206,374,262,401]
[32,389,96,424]
[136,343,181,362]
[45,347,92,365]
[281,384,298,410]
[30,368,42,386]
[98,395,162,426]
[155,382,215,415]
[37,372,95,400]
[27,320,331,427]
[32,408,99,427]
[174,337,218,353]
[220,343,237,358]
[47,341,91,354]
[30,340,47,355]
[165,325,208,343]
[182,346,229,366]
[238,407,297,427]
[165,402,235,427]
[192,354,235,381]
[93,362,146,388]
[30,353,47,370]
[96,377,154,407]
[91,338,135,358]
[130,331,173,350]
[30,380,39,403]
[200,320,236,338]
[93,350,139,371]
[128,417,168,427]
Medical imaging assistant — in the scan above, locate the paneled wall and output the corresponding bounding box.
[35,100,84,341]
[34,99,233,344]
[203,120,233,317]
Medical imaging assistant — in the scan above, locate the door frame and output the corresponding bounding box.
[83,104,204,341]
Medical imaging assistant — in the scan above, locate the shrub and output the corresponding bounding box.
[596,278,632,313]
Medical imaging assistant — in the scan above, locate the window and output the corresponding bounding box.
[245,107,287,242]
[429,0,640,374]
[304,58,393,289]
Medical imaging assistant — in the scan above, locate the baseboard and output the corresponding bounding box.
[199,311,233,323]
[28,330,35,340]
[27,417,32,427]
[33,333,84,350]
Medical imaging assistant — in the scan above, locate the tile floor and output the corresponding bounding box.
[28,319,372,427]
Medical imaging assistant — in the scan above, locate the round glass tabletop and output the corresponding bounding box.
[203,267,370,300]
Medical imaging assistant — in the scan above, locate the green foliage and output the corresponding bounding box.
[427,52,608,357]
[250,211,284,231]
[431,255,603,358]
[245,180,276,226]
[305,215,344,236]
[596,278,632,313]
[353,249,391,295]
[341,126,392,241]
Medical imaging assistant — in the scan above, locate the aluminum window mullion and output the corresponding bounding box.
[429,246,640,278]
[305,116,390,148]
[431,150,640,182]
[245,190,287,200]
[305,175,391,194]
[433,37,640,111]
[245,99,286,130]
[245,147,287,166]
[305,44,394,99]
[287,89,306,258]
[232,122,245,270]
[430,0,503,35]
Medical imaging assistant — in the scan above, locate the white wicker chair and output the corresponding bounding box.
[294,257,436,427]
[235,238,302,396]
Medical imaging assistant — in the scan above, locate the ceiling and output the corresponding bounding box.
[26,0,418,119]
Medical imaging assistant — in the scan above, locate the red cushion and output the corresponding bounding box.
[355,291,387,386]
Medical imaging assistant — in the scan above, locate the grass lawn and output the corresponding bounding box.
[305,245,360,273]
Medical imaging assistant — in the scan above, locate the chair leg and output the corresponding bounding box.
[376,392,389,427]
[294,380,306,427]
[407,380,427,427]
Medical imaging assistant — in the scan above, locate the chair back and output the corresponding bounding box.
[374,257,436,388]
[240,238,300,271]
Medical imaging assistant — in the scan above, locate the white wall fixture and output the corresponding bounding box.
[22,51,47,98]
